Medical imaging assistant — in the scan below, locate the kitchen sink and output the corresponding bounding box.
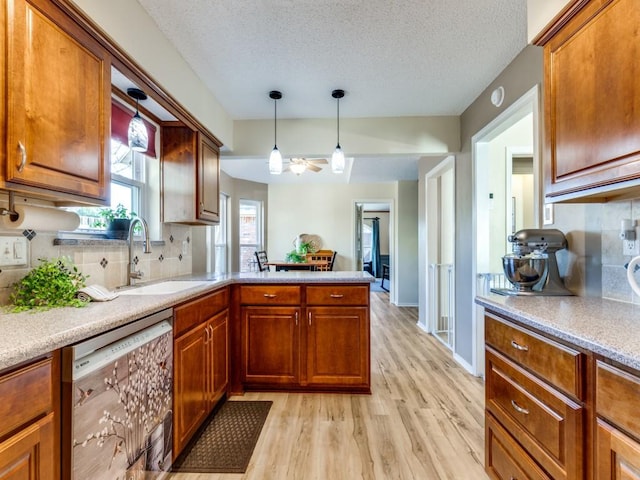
[117,280,210,295]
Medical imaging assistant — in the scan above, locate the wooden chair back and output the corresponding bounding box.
[307,250,333,272]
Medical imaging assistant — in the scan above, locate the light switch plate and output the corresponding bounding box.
[0,235,28,267]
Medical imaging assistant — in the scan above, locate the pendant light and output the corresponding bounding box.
[331,89,345,174]
[268,90,283,174]
[127,88,149,152]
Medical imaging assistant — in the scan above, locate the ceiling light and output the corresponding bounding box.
[290,162,306,175]
[331,89,345,174]
[268,90,283,174]
[126,88,148,152]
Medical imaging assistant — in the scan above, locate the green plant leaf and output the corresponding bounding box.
[8,257,89,312]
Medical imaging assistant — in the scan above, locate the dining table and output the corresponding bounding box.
[264,260,329,272]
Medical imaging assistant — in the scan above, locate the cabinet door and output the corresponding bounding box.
[0,413,56,480]
[306,306,369,387]
[173,323,208,457]
[5,0,110,202]
[197,133,220,223]
[242,306,300,386]
[209,310,228,404]
[597,419,640,479]
[543,0,640,201]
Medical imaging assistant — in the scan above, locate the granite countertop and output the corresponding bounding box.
[0,271,374,372]
[476,293,640,371]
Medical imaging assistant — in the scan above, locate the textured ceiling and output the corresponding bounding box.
[133,0,527,184]
[135,0,528,121]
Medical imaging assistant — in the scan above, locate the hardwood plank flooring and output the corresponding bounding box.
[168,292,488,480]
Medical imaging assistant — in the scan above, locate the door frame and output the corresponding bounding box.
[471,85,541,376]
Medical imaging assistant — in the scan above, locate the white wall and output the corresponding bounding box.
[72,0,233,147]
[527,0,574,42]
[268,183,395,270]
[396,181,419,306]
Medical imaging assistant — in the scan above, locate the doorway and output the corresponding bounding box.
[425,156,455,350]
[356,202,391,296]
[472,85,540,375]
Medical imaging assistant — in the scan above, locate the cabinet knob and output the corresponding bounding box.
[17,142,27,172]
[510,340,529,352]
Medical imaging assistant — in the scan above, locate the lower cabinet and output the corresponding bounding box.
[239,284,370,392]
[596,361,640,479]
[173,289,228,459]
[484,312,585,480]
[0,354,58,480]
[241,306,300,387]
[306,306,369,387]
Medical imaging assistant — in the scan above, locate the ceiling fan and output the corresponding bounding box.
[283,157,328,175]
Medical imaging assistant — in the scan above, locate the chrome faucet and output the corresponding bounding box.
[127,216,151,286]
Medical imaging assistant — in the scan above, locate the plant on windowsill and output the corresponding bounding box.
[93,204,137,240]
[9,257,89,312]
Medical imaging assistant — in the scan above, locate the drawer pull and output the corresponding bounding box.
[295,311,298,326]
[510,400,529,415]
[329,294,344,298]
[510,340,529,352]
[263,293,277,298]
[17,142,27,172]
[308,311,312,326]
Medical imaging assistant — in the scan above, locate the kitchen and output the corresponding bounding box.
[1,0,640,479]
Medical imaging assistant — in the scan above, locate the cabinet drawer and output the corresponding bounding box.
[174,287,228,336]
[596,361,640,441]
[485,313,584,399]
[240,285,301,305]
[486,413,551,480]
[306,285,369,305]
[0,357,53,439]
[486,348,583,480]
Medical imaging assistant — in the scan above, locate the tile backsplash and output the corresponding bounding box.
[601,198,640,304]
[0,224,193,305]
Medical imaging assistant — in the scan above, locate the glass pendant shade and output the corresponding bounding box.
[128,112,148,152]
[269,146,283,174]
[331,144,345,173]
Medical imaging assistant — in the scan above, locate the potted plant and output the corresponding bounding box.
[94,204,137,240]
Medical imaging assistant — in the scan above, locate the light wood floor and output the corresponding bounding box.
[168,292,488,480]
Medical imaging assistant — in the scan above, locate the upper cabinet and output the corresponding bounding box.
[162,126,221,225]
[2,0,111,204]
[538,0,640,202]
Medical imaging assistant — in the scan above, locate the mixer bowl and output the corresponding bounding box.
[502,254,548,291]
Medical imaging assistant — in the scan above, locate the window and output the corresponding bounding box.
[213,193,229,274]
[67,99,160,239]
[239,199,263,273]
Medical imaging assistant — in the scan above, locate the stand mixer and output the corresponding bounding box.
[491,228,574,296]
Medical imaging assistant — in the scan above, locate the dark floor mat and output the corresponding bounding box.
[171,400,272,473]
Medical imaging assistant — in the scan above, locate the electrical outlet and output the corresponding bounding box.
[624,238,640,256]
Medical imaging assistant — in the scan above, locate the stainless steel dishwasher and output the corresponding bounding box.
[62,308,173,480]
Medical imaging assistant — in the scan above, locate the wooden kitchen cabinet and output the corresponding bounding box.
[484,313,585,480]
[162,126,221,224]
[0,354,59,480]
[596,361,640,479]
[538,0,640,202]
[306,285,370,389]
[2,0,111,204]
[173,288,228,458]
[238,284,370,392]
[241,306,301,387]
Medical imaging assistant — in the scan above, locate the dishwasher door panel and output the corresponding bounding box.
[64,318,173,479]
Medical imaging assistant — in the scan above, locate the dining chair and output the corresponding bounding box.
[254,250,269,271]
[329,251,337,271]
